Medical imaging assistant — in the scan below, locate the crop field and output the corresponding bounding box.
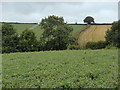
[2,49,118,88]
[78,25,112,47]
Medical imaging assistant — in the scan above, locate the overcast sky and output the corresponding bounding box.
[2,2,118,23]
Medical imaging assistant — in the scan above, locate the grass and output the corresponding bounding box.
[11,23,36,34]
[2,49,118,88]
[69,25,87,36]
[6,23,43,39]
[29,25,44,40]
[7,23,87,40]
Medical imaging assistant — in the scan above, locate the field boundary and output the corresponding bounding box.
[68,23,112,25]
[0,22,112,25]
[0,22,37,24]
[76,25,90,40]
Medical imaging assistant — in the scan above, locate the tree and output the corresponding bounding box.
[105,20,120,47]
[40,15,74,50]
[2,23,19,53]
[18,29,38,52]
[83,16,95,24]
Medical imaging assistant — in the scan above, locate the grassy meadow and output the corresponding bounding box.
[2,49,118,88]
[6,23,87,40]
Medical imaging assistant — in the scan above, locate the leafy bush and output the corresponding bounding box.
[67,45,80,50]
[67,37,80,50]
[18,29,38,52]
[2,23,19,53]
[105,20,120,48]
[85,41,108,49]
[2,24,40,53]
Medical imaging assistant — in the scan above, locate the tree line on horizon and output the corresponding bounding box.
[2,15,120,53]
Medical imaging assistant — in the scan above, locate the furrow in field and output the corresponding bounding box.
[79,25,96,47]
[78,25,112,47]
[92,25,111,42]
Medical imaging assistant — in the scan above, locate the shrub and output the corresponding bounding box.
[18,30,38,52]
[105,20,120,48]
[2,23,19,53]
[67,45,80,50]
[85,41,108,50]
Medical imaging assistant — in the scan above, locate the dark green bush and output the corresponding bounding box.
[85,41,108,50]
[18,29,38,52]
[2,23,20,53]
[105,20,120,48]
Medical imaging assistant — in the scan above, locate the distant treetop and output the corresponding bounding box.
[83,16,95,24]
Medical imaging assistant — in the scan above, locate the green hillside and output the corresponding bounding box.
[10,23,35,34]
[2,49,118,88]
[69,25,87,36]
[3,23,87,39]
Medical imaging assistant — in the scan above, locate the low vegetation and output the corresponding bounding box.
[85,41,108,50]
[2,49,118,88]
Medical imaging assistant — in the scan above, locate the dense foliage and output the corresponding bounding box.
[18,30,38,52]
[2,24,19,53]
[40,15,75,50]
[2,16,77,53]
[106,20,120,48]
[2,24,39,53]
[85,41,108,49]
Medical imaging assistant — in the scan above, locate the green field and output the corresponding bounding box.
[5,23,87,39]
[69,25,87,36]
[2,49,118,88]
[10,23,36,34]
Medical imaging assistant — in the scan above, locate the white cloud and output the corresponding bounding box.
[2,2,118,23]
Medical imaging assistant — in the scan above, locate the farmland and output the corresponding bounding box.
[2,23,87,39]
[78,25,112,47]
[4,23,112,46]
[2,49,118,88]
[2,23,112,47]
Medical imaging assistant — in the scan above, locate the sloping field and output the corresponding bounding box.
[78,25,112,47]
[10,23,36,34]
[69,25,87,36]
[2,49,118,88]
[2,23,87,40]
[3,23,44,39]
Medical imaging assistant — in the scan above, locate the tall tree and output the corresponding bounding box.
[105,20,120,47]
[2,23,19,53]
[40,15,74,50]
